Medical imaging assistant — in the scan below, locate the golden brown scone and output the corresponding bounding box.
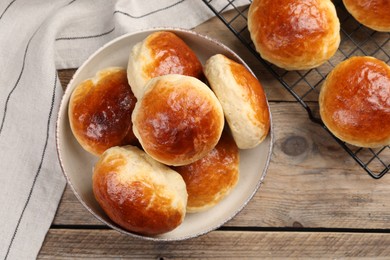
[204,54,270,149]
[127,31,204,99]
[343,0,390,32]
[68,67,138,156]
[92,145,187,236]
[173,129,239,213]
[132,74,224,166]
[248,0,340,70]
[319,56,390,148]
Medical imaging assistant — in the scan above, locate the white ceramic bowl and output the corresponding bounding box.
[56,27,273,241]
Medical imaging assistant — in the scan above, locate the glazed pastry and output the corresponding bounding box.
[248,0,340,70]
[319,56,390,148]
[92,145,187,235]
[68,67,137,156]
[132,74,224,166]
[343,0,390,32]
[127,31,203,98]
[205,54,270,149]
[173,129,239,213]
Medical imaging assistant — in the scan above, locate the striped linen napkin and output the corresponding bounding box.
[0,0,247,259]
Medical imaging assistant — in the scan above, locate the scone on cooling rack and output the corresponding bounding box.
[247,0,340,70]
[319,56,390,148]
[343,0,390,32]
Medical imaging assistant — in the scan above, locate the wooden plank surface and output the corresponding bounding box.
[39,230,390,259]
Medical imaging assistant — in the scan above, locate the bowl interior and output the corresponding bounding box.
[56,28,273,241]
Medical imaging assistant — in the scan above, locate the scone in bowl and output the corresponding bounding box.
[56,28,273,241]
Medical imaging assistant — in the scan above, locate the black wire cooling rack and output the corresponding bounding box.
[202,0,390,179]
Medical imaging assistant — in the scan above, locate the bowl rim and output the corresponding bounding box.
[55,26,274,241]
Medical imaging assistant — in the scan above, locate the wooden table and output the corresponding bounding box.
[39,10,390,259]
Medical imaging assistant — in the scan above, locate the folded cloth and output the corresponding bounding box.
[0,0,247,259]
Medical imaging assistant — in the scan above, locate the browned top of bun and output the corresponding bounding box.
[343,0,390,32]
[319,56,390,148]
[248,0,340,70]
[132,74,224,166]
[145,31,203,79]
[204,54,270,149]
[69,68,137,156]
[229,57,270,130]
[127,31,204,99]
[173,129,239,213]
[92,146,187,235]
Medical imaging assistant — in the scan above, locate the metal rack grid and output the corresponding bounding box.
[202,0,390,179]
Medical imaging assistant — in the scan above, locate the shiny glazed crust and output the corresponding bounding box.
[204,54,270,149]
[248,0,340,70]
[132,74,224,166]
[319,56,390,148]
[343,0,390,32]
[127,31,204,99]
[68,67,137,156]
[92,145,188,235]
[173,129,239,213]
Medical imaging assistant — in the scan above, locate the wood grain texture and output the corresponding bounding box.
[39,229,390,259]
[53,102,390,229]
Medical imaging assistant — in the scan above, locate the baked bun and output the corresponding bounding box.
[204,54,270,149]
[68,67,137,156]
[127,31,203,99]
[132,74,224,166]
[173,129,239,213]
[319,56,390,148]
[92,145,187,235]
[343,0,390,32]
[248,0,340,70]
